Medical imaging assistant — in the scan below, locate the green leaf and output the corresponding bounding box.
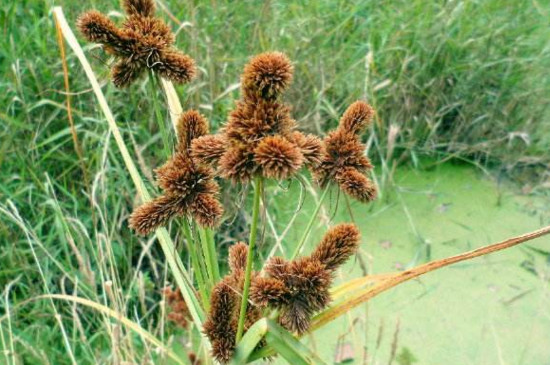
[264,320,327,365]
[230,318,268,365]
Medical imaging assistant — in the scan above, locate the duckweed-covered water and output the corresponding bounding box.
[269,164,550,364]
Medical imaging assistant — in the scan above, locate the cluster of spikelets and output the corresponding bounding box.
[129,110,223,234]
[200,224,360,363]
[191,52,324,182]
[77,0,195,87]
[313,101,377,202]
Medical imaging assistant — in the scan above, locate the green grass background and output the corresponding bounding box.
[1,0,550,364]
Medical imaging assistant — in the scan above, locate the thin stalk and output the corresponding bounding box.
[182,220,210,310]
[205,228,220,281]
[291,186,329,259]
[149,70,172,157]
[236,176,263,342]
[199,227,218,286]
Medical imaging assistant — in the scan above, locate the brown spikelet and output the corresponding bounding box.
[111,59,144,87]
[339,101,375,135]
[250,277,289,307]
[164,287,190,328]
[129,194,185,235]
[177,110,209,152]
[336,168,377,203]
[254,136,303,180]
[122,0,155,17]
[77,11,124,45]
[265,256,290,278]
[292,131,324,167]
[191,134,227,167]
[229,242,249,273]
[203,281,237,363]
[154,50,196,84]
[77,2,195,87]
[242,52,293,100]
[190,193,224,228]
[219,146,258,182]
[311,223,361,271]
[156,154,217,196]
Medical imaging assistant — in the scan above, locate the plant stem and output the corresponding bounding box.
[149,71,172,157]
[182,220,210,310]
[235,176,263,342]
[206,228,220,281]
[291,186,329,259]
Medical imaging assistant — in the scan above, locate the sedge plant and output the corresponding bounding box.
[47,0,550,363]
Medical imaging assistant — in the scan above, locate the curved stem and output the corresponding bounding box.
[291,187,329,259]
[236,176,263,342]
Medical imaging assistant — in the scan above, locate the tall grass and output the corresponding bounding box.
[1,0,550,363]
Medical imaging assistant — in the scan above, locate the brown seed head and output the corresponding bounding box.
[228,242,249,274]
[77,2,196,87]
[339,101,375,135]
[242,52,293,100]
[311,223,361,271]
[292,131,324,167]
[177,110,209,152]
[336,168,377,203]
[254,136,303,180]
[190,193,224,228]
[129,194,186,235]
[251,277,289,307]
[191,134,227,167]
[219,146,258,183]
[203,280,237,364]
[122,0,156,17]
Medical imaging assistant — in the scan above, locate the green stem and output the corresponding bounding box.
[149,71,171,157]
[290,187,329,259]
[235,176,263,342]
[182,220,210,310]
[199,227,220,286]
[206,228,220,281]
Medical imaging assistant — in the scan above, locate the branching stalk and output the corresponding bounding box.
[291,186,329,259]
[236,176,263,342]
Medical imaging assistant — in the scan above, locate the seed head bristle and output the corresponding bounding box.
[190,193,224,228]
[242,52,293,100]
[177,110,209,152]
[122,0,156,17]
[311,223,361,271]
[203,280,237,364]
[228,242,249,274]
[292,131,324,167]
[336,168,377,203]
[191,134,227,167]
[254,136,304,180]
[339,101,375,135]
[129,195,185,235]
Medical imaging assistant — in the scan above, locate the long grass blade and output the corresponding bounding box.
[36,294,189,365]
[51,7,205,328]
[311,224,550,330]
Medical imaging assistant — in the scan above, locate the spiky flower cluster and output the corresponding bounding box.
[164,287,191,328]
[203,243,262,363]
[251,223,360,334]
[314,101,377,203]
[77,0,196,87]
[191,52,323,182]
[129,110,223,234]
